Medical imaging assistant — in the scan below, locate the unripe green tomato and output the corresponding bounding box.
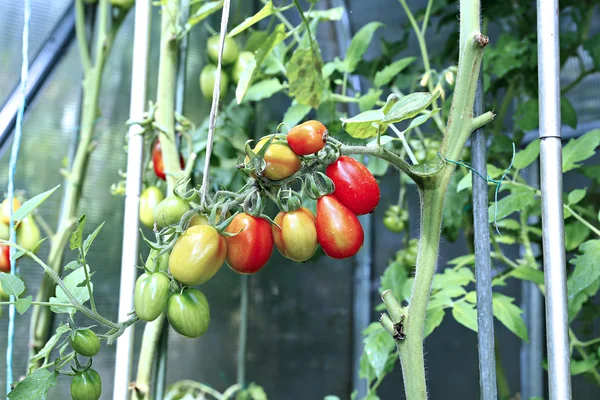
[207,36,239,65]
[232,51,254,83]
[199,64,229,99]
[139,186,165,228]
[167,288,210,338]
[110,0,134,8]
[134,272,171,322]
[17,216,41,253]
[153,196,190,228]
[403,239,419,267]
[145,248,170,273]
[0,223,9,241]
[70,369,102,400]
[70,329,101,357]
[383,205,408,233]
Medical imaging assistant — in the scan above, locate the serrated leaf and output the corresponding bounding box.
[571,355,598,375]
[382,92,440,124]
[565,221,590,251]
[428,292,454,309]
[29,324,71,371]
[568,278,599,322]
[16,295,32,314]
[70,215,86,250]
[8,369,58,400]
[492,293,528,341]
[567,188,586,206]
[374,57,416,88]
[513,139,540,170]
[342,22,383,73]
[283,103,312,128]
[452,301,478,332]
[286,47,325,108]
[83,222,104,255]
[0,272,25,296]
[363,323,396,378]
[562,129,600,172]
[236,24,286,104]
[340,109,386,139]
[186,0,223,30]
[228,1,274,37]
[464,291,477,303]
[447,254,476,267]
[489,186,537,222]
[243,79,285,103]
[567,240,600,300]
[432,267,475,289]
[50,266,93,315]
[11,185,60,223]
[424,307,445,338]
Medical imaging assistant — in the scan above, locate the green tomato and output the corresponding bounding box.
[153,196,190,228]
[232,51,254,83]
[403,239,419,267]
[110,0,134,8]
[134,272,171,322]
[167,288,210,338]
[199,64,229,99]
[139,186,165,228]
[16,216,42,253]
[207,36,239,65]
[70,329,101,357]
[383,205,408,233]
[0,222,9,241]
[70,369,102,400]
[145,248,170,273]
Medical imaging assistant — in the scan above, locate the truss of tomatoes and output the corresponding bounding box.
[135,120,380,338]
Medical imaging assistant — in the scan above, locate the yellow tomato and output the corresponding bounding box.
[246,136,301,181]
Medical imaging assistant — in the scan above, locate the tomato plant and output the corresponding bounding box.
[139,186,165,228]
[286,120,327,156]
[326,156,380,215]
[167,288,210,338]
[152,140,185,181]
[70,329,101,357]
[134,272,171,322]
[316,195,364,259]
[272,207,318,262]
[169,225,227,285]
[200,64,229,99]
[70,369,102,400]
[247,137,301,181]
[225,213,273,274]
[207,35,239,65]
[153,195,190,228]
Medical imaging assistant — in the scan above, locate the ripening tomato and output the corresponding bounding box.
[272,207,318,262]
[1,198,20,225]
[70,369,102,400]
[154,196,190,228]
[152,140,185,181]
[139,186,165,228]
[134,272,171,322]
[246,137,301,181]
[326,156,380,215]
[169,225,227,285]
[17,216,41,254]
[207,36,239,65]
[287,120,327,156]
[225,213,273,274]
[232,51,254,83]
[70,329,101,357]
[200,64,229,99]
[0,246,10,272]
[0,223,9,241]
[316,195,364,259]
[167,288,210,338]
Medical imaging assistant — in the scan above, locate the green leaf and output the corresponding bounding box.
[186,0,223,30]
[374,57,416,88]
[367,156,389,177]
[380,261,408,299]
[306,7,344,21]
[358,88,383,112]
[443,172,469,242]
[495,219,520,231]
[447,254,476,267]
[489,186,537,223]
[568,240,600,300]
[452,302,478,332]
[567,188,586,206]
[283,103,312,128]
[243,79,285,103]
[509,265,544,285]
[432,267,474,290]
[562,129,600,172]
[8,369,58,400]
[583,33,600,69]
[565,221,590,251]
[424,307,445,338]
[16,295,32,315]
[0,272,25,296]
[342,22,384,73]
[568,278,599,322]
[513,139,540,170]
[428,292,454,309]
[382,92,440,124]
[50,266,93,315]
[228,1,274,37]
[561,97,577,129]
[358,351,376,383]
[236,24,286,104]
[340,109,386,139]
[11,185,60,223]
[514,99,538,132]
[571,355,598,375]
[64,260,81,271]
[492,293,528,341]
[70,215,86,251]
[464,291,477,303]
[28,324,71,371]
[83,222,105,255]
[286,47,325,108]
[363,323,396,378]
[402,108,441,136]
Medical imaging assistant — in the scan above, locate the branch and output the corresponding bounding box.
[470,111,495,132]
[75,0,92,72]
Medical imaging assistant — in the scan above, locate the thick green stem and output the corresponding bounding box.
[133,313,167,399]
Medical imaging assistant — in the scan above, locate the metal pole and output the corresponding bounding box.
[471,71,498,400]
[112,1,152,399]
[536,0,572,399]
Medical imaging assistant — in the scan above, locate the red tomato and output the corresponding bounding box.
[272,207,318,262]
[225,213,273,274]
[152,140,185,181]
[326,156,380,215]
[0,245,11,272]
[286,120,327,156]
[316,195,364,259]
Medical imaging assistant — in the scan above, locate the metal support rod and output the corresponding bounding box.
[0,2,75,157]
[112,1,152,399]
[471,71,498,399]
[237,275,249,386]
[536,0,572,399]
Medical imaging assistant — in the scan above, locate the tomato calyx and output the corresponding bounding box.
[304,171,335,200]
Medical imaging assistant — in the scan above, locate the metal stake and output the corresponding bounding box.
[112,2,152,399]
[536,0,572,399]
